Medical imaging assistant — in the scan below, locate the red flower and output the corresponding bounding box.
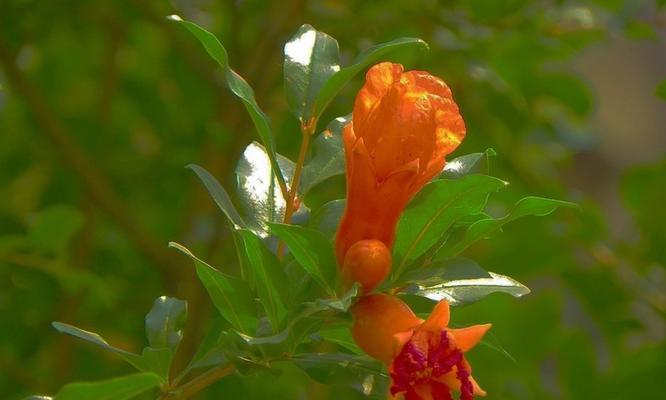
[335,62,465,264]
[352,294,489,400]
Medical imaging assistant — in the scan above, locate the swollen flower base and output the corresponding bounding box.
[352,295,490,400]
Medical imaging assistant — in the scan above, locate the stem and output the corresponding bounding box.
[277,117,316,258]
[161,364,235,400]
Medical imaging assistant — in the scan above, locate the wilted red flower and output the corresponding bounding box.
[335,62,466,264]
[352,294,489,400]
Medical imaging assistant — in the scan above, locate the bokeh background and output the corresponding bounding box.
[1,0,665,399]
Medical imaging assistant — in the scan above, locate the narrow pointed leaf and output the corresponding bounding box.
[236,229,288,330]
[168,16,286,190]
[51,322,146,371]
[393,175,507,277]
[439,149,496,179]
[169,242,257,334]
[284,25,340,120]
[439,196,577,258]
[53,372,162,400]
[300,115,349,194]
[313,37,428,120]
[404,271,530,306]
[268,223,336,295]
[187,164,245,228]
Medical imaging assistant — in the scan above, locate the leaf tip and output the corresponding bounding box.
[166,14,183,22]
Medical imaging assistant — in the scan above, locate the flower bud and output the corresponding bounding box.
[341,239,391,293]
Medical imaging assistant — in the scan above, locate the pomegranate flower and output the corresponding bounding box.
[335,62,466,264]
[352,294,490,400]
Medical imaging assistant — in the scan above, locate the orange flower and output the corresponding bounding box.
[335,62,466,264]
[352,294,490,400]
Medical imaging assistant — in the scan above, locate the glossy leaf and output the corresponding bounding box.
[300,115,349,194]
[236,229,288,330]
[309,199,345,239]
[268,223,336,295]
[292,353,388,397]
[438,196,577,258]
[400,258,491,285]
[393,175,507,277]
[403,271,530,306]
[53,372,162,400]
[439,149,496,179]
[168,242,257,334]
[187,164,245,228]
[236,142,309,237]
[144,296,187,351]
[313,37,429,120]
[284,25,340,121]
[168,16,286,191]
[51,322,145,371]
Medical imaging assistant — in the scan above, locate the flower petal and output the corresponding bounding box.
[450,323,492,353]
[419,300,450,332]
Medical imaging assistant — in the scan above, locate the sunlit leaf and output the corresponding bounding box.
[439,149,496,179]
[168,15,286,190]
[284,25,340,121]
[53,372,162,400]
[268,223,337,296]
[403,271,530,306]
[400,258,492,285]
[438,196,577,258]
[236,142,309,237]
[51,322,146,371]
[300,115,349,194]
[313,37,428,120]
[144,296,187,351]
[236,230,288,331]
[187,164,245,228]
[168,242,257,334]
[393,175,507,277]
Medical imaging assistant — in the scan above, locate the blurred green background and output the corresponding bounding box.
[1,0,664,399]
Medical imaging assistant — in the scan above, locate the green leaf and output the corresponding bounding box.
[655,79,666,101]
[317,327,362,354]
[438,196,577,258]
[403,271,530,306]
[400,258,491,285]
[268,223,337,296]
[315,283,360,312]
[439,149,496,179]
[140,347,173,381]
[51,322,145,371]
[313,37,429,120]
[292,353,388,397]
[187,164,245,228]
[236,142,309,237]
[168,16,286,191]
[168,242,257,334]
[236,230,288,330]
[300,115,349,194]
[284,25,340,121]
[53,372,162,400]
[393,175,507,277]
[145,296,187,351]
[309,199,345,239]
